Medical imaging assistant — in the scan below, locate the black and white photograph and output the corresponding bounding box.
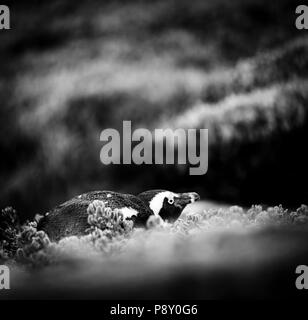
[1,0,308,305]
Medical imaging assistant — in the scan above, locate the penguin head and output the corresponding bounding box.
[138,190,200,222]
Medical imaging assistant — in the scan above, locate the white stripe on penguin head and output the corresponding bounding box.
[149,191,178,216]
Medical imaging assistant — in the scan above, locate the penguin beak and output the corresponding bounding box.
[174,192,200,208]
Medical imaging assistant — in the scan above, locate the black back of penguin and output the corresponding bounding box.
[38,191,153,241]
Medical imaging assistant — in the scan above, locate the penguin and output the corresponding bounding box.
[37,190,200,241]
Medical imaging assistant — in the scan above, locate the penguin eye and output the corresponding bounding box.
[168,198,174,205]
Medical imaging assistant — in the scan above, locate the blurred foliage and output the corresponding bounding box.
[15,222,51,266]
[2,202,308,298]
[0,0,307,219]
[0,207,20,260]
[85,200,134,254]
[2,202,308,265]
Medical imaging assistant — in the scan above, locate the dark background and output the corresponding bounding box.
[0,0,307,220]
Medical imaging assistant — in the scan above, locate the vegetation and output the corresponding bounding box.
[1,201,308,298]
